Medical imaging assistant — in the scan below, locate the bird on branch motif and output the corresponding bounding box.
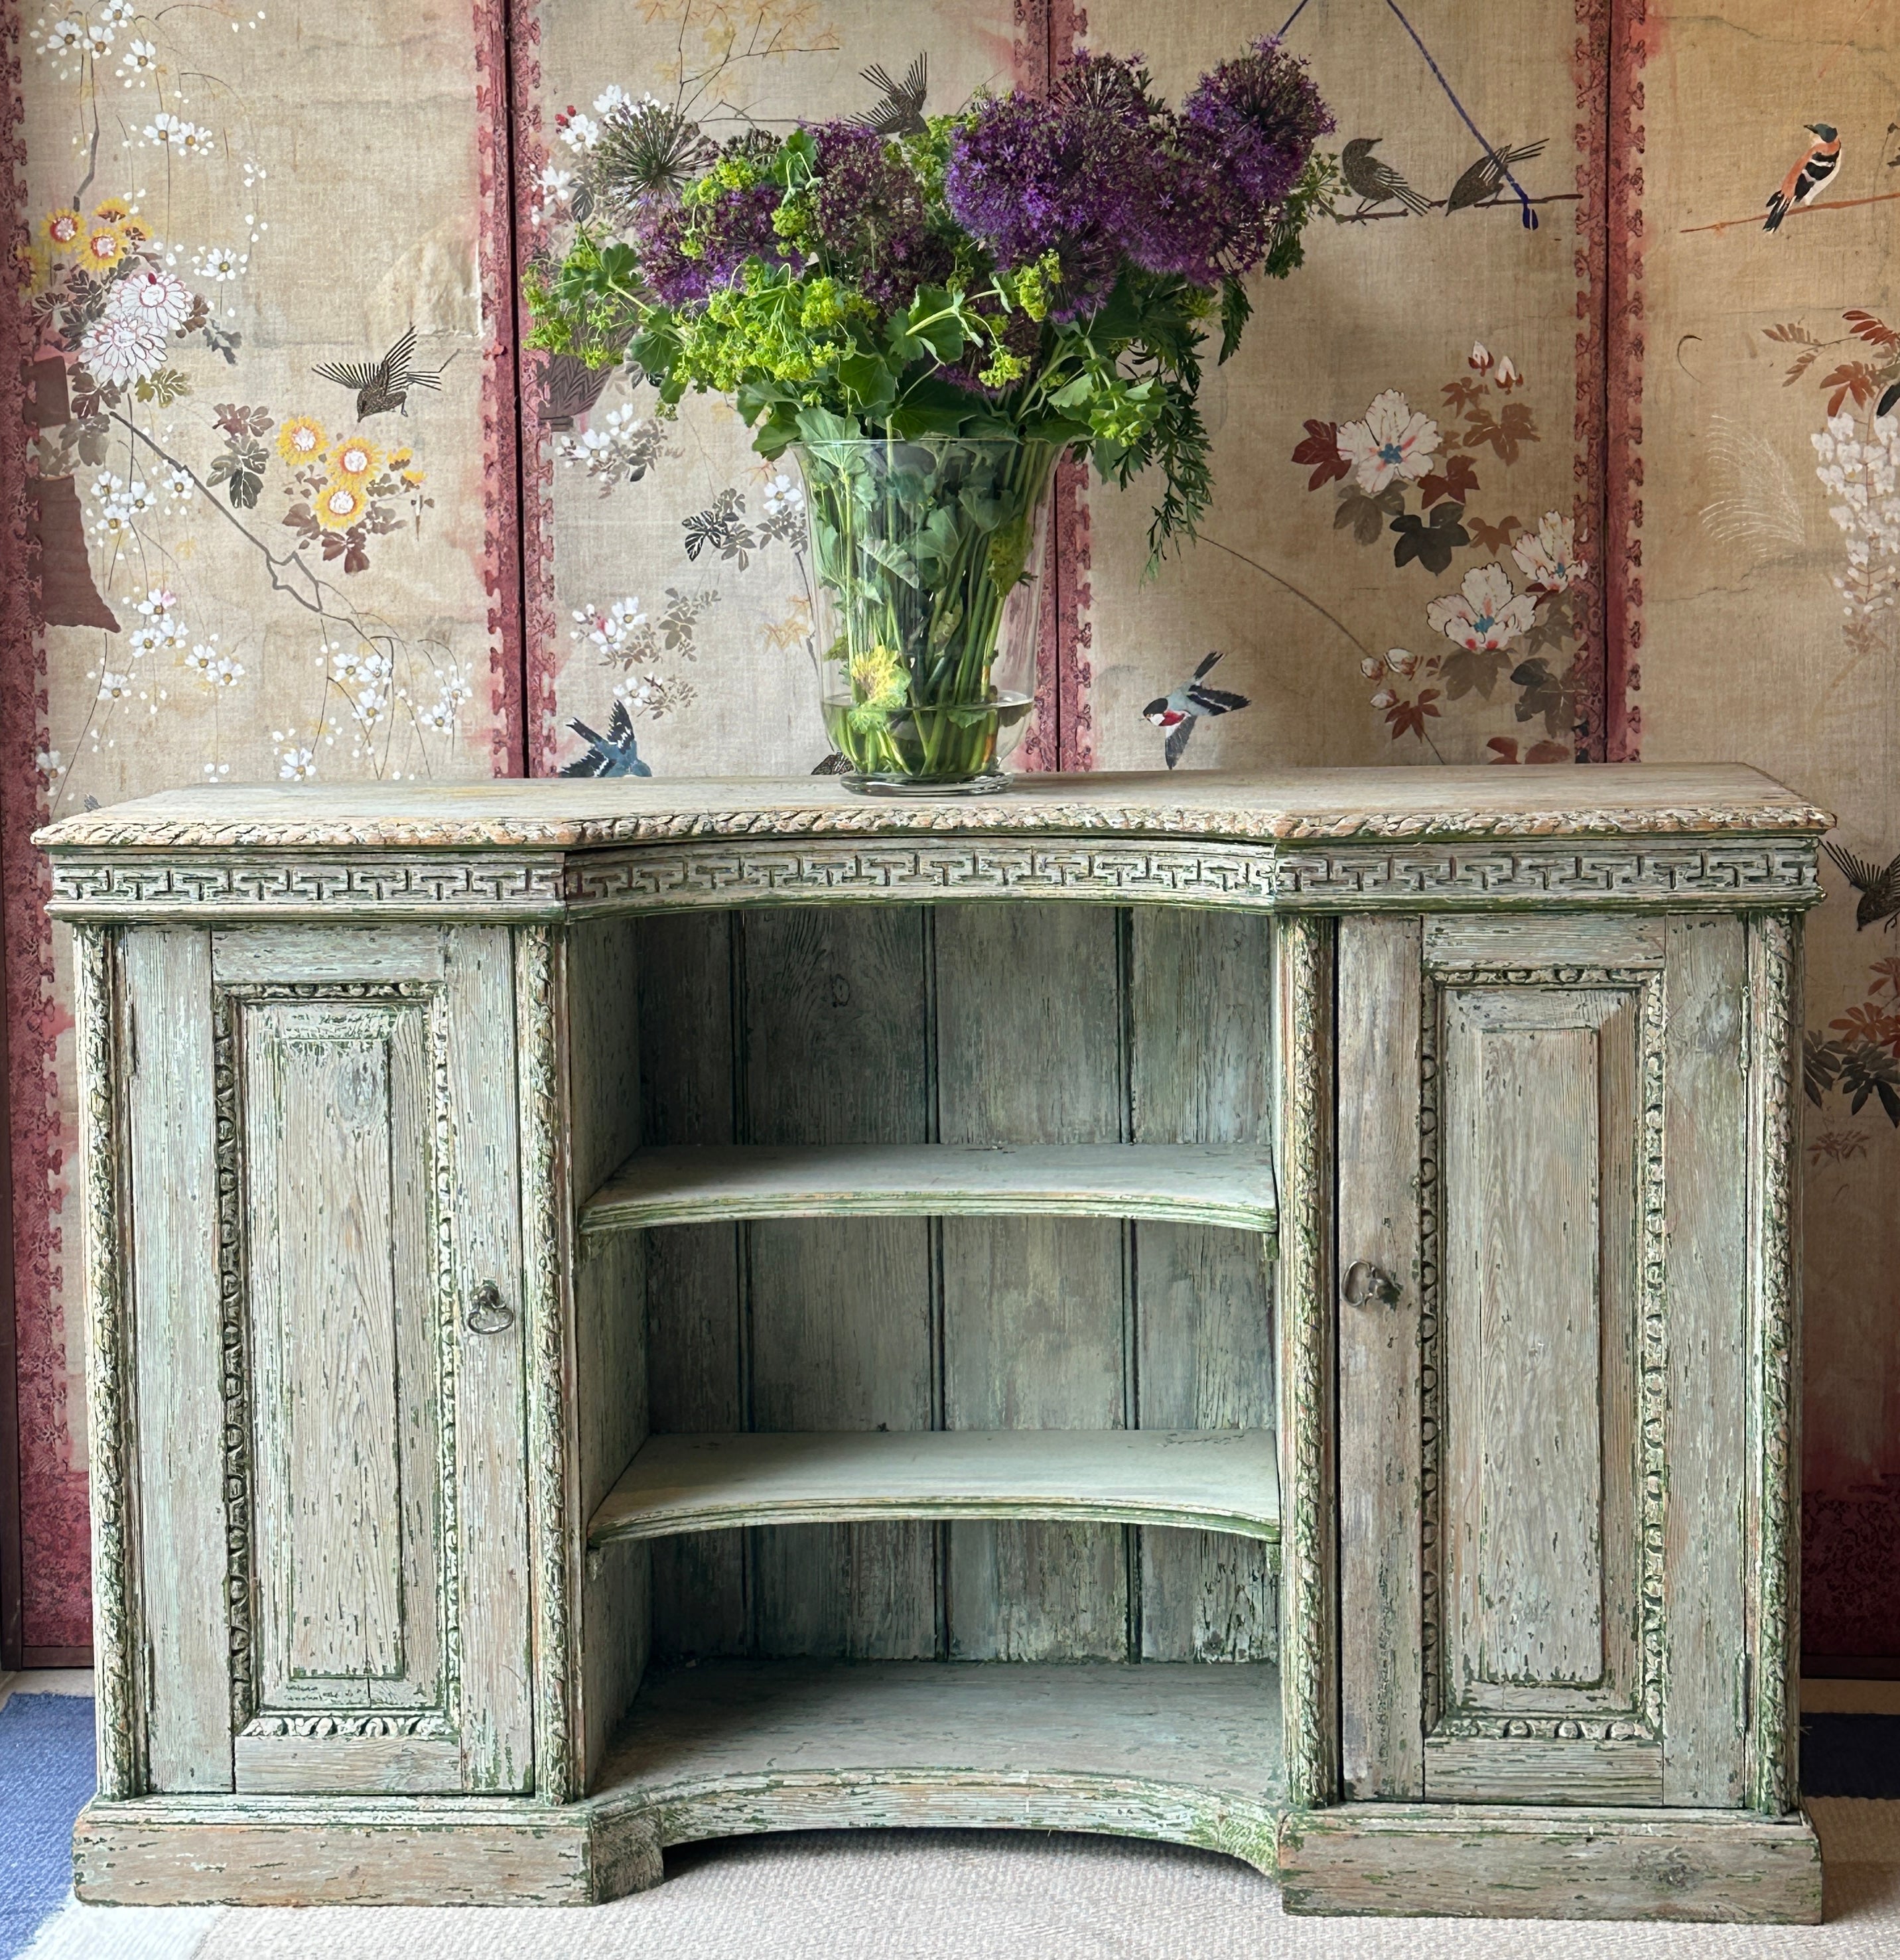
[1765,124,1841,232]
[1445,139,1548,220]
[852,54,928,137]
[1341,137,1430,217]
[1823,840,1900,932]
[560,700,651,779]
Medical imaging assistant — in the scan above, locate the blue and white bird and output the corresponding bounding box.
[1144,651,1251,769]
[559,700,651,778]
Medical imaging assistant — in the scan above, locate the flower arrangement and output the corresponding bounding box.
[526,42,1335,788]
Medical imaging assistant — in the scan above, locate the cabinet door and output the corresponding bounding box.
[1337,912,1751,1808]
[213,924,532,1796]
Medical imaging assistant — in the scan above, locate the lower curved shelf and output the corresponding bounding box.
[590,1658,1285,1869]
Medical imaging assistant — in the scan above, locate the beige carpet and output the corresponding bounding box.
[21,1802,1900,1959]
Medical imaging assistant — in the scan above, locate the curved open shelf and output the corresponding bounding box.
[579,1143,1278,1237]
[589,1659,1284,1867]
[588,1428,1280,1549]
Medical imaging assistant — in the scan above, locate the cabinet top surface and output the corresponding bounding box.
[36,765,1829,853]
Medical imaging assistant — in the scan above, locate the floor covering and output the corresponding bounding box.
[5,1679,1899,1959]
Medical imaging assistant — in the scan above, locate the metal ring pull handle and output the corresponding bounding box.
[466,1279,515,1335]
[1341,1259,1402,1311]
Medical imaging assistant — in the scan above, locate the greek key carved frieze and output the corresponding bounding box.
[1277,842,1821,908]
[48,854,567,919]
[45,834,1819,919]
[565,840,1282,911]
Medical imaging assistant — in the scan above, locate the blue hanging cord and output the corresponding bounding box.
[1273,0,1540,228]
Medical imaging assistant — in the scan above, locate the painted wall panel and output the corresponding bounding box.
[1070,0,1605,775]
[1625,1,1900,1661]
[1,0,523,1650]
[512,0,1025,779]
[4,0,1896,1667]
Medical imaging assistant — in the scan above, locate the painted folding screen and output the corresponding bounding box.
[1621,0,1900,1667]
[6,0,1900,1671]
[511,0,1028,777]
[0,0,523,1655]
[515,0,1607,777]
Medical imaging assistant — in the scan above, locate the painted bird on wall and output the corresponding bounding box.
[1765,124,1841,232]
[1341,137,1430,217]
[1144,651,1250,769]
[312,326,454,420]
[559,700,652,778]
[852,54,929,137]
[1445,140,1548,218]
[1823,839,1900,931]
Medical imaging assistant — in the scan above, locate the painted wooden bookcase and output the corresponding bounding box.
[37,767,1829,1919]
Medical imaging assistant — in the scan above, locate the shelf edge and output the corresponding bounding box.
[581,1189,1278,1236]
[588,1492,1283,1549]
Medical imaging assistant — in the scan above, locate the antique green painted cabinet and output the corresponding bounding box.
[36,765,1828,1918]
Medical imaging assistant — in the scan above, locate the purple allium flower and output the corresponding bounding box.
[1169,38,1333,277]
[636,181,791,307]
[945,54,1160,318]
[809,122,953,312]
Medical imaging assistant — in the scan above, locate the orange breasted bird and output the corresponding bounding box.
[1765,123,1840,233]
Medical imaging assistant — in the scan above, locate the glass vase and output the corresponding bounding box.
[797,435,1056,795]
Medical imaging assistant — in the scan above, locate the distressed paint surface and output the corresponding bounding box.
[50,774,1818,1912]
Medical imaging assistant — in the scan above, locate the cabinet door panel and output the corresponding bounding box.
[241,997,444,1736]
[1338,912,1748,1809]
[1429,966,1659,1801]
[1442,986,1637,1710]
[219,925,529,1796]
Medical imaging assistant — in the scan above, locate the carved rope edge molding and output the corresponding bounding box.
[1749,913,1800,1815]
[1417,966,1668,1747]
[212,982,466,1742]
[78,923,140,1800]
[33,795,1836,852]
[1280,914,1335,1807]
[44,835,1822,919]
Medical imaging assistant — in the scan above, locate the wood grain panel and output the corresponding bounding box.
[567,919,649,1788]
[1278,1804,1821,1923]
[1662,917,1747,1806]
[212,927,446,986]
[1425,916,1664,971]
[123,929,230,1791]
[244,998,435,1704]
[1129,907,1277,1664]
[1451,1005,1607,1687]
[1336,915,1424,1798]
[444,929,532,1792]
[742,907,933,1658]
[636,912,745,1659]
[1434,976,1653,1803]
[936,905,1127,1663]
